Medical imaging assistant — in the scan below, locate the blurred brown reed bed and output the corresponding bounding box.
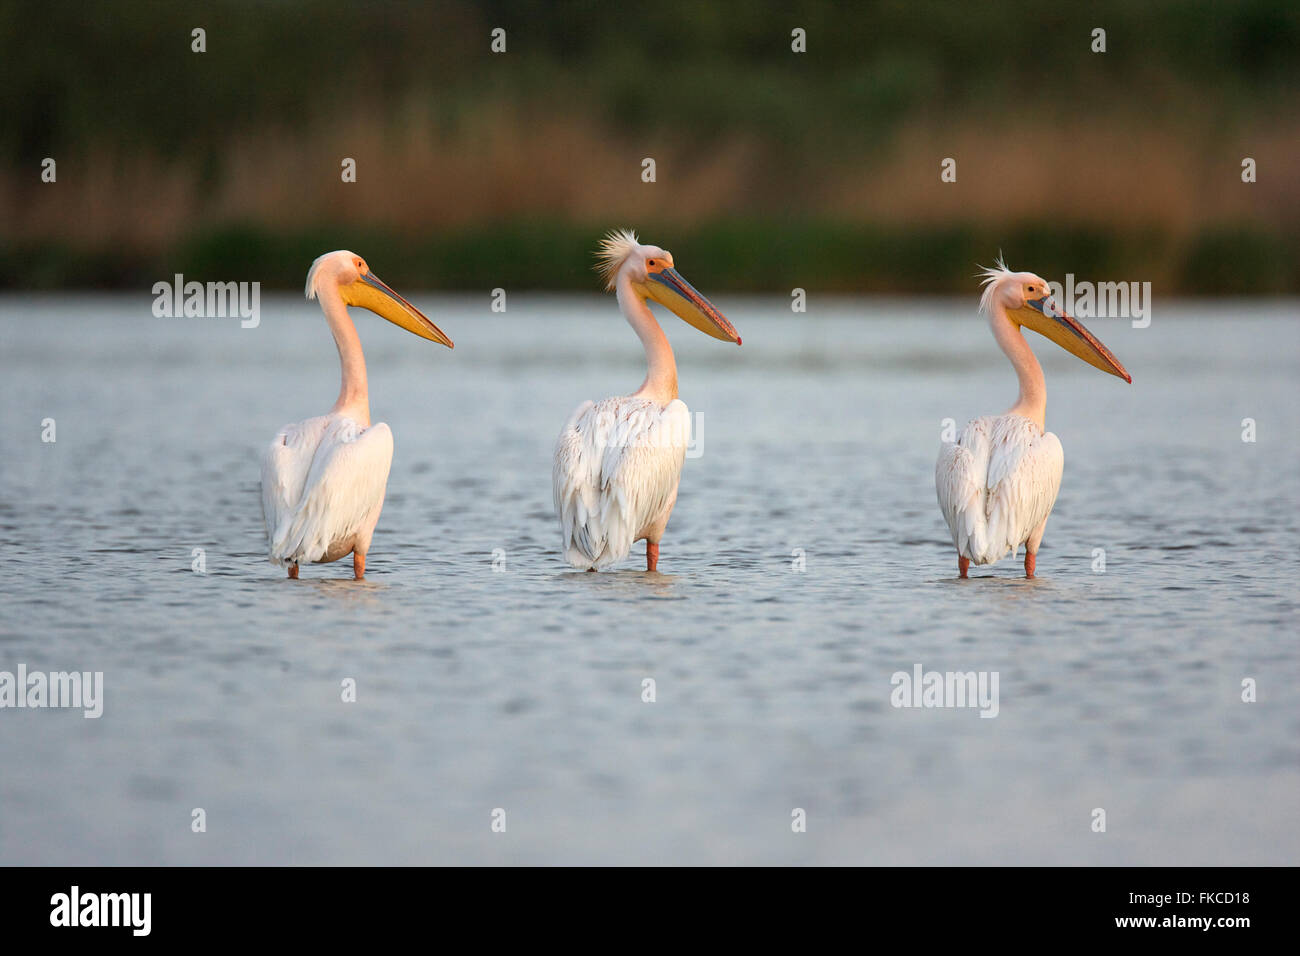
[2,1,1297,291]
[1,104,1297,292]
[5,104,1296,240]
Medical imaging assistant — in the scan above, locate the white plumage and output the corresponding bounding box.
[935,259,1129,576]
[261,413,393,567]
[553,396,691,570]
[551,230,740,571]
[257,250,452,578]
[936,414,1063,565]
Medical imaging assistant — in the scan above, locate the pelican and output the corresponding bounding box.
[553,230,741,571]
[936,259,1131,578]
[260,251,453,579]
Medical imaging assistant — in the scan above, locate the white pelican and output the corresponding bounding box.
[260,250,452,579]
[553,230,741,571]
[936,259,1131,578]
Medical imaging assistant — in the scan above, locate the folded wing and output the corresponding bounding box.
[937,415,1063,565]
[261,415,394,566]
[553,396,690,569]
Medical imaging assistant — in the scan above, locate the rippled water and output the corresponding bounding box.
[1,292,1296,864]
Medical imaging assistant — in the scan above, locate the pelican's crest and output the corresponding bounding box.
[595,228,640,291]
[977,253,1014,314]
[304,251,335,301]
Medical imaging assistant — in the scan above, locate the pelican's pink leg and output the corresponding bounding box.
[646,542,659,572]
[353,552,365,580]
[1024,551,1036,579]
[288,564,299,580]
[958,555,969,578]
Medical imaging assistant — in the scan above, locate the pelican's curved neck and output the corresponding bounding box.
[320,283,370,426]
[616,272,677,403]
[990,302,1046,429]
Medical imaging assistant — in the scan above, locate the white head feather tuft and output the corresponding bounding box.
[305,250,347,301]
[594,228,640,291]
[977,252,1013,313]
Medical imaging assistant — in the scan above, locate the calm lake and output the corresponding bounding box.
[1,292,1296,864]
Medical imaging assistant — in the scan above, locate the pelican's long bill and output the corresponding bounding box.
[1012,295,1130,382]
[344,272,454,348]
[642,268,741,345]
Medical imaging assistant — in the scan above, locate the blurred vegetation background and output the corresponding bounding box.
[1,0,1297,292]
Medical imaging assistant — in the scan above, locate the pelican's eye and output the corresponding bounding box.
[647,259,656,268]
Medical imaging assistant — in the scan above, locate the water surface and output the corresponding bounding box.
[1,293,1296,864]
